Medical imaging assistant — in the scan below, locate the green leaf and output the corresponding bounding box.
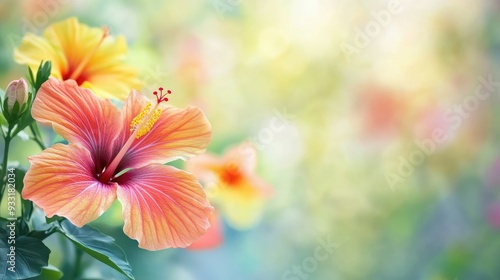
[24,208,59,240]
[13,110,34,136]
[9,60,52,138]
[11,96,36,137]
[0,89,6,127]
[0,227,51,279]
[33,61,51,93]
[26,265,63,280]
[18,218,30,236]
[28,66,35,87]
[0,217,30,237]
[57,220,134,280]
[0,113,7,127]
[34,61,44,90]
[10,101,20,119]
[2,96,11,121]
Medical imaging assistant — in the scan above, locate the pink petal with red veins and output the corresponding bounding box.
[116,90,211,169]
[22,143,117,227]
[32,78,121,169]
[115,164,213,250]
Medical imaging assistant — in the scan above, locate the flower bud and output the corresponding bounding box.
[5,78,28,113]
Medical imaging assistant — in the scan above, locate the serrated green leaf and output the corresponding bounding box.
[0,227,51,279]
[57,220,134,280]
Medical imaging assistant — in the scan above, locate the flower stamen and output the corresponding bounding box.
[99,87,171,183]
[130,102,152,131]
[135,107,162,139]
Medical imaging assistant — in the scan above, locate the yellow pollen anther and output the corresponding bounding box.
[135,108,162,139]
[100,98,163,183]
[130,103,152,131]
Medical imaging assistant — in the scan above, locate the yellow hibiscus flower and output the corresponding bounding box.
[14,17,141,100]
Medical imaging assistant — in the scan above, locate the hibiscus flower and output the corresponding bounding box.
[14,17,141,100]
[22,78,213,250]
[186,143,272,249]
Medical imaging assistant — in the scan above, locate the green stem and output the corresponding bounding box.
[0,130,12,200]
[29,124,45,150]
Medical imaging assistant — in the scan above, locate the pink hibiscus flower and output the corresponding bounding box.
[22,78,213,250]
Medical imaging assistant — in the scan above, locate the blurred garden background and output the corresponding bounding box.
[1,0,500,279]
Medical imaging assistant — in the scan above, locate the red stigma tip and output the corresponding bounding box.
[154,86,172,104]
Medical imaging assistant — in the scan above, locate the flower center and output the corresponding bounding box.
[98,87,172,183]
[220,164,243,186]
[68,26,109,83]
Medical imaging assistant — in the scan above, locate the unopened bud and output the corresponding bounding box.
[5,78,28,113]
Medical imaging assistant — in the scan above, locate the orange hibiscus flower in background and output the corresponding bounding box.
[186,143,273,249]
[22,78,213,250]
[14,17,141,100]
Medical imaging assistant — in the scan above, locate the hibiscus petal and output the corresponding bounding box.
[13,33,67,79]
[187,211,224,250]
[185,153,223,183]
[82,65,142,100]
[116,90,212,169]
[32,78,121,171]
[22,143,117,227]
[223,142,257,173]
[187,143,258,188]
[14,17,140,100]
[14,17,100,83]
[83,36,142,100]
[43,17,100,79]
[115,164,213,250]
[216,175,271,230]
